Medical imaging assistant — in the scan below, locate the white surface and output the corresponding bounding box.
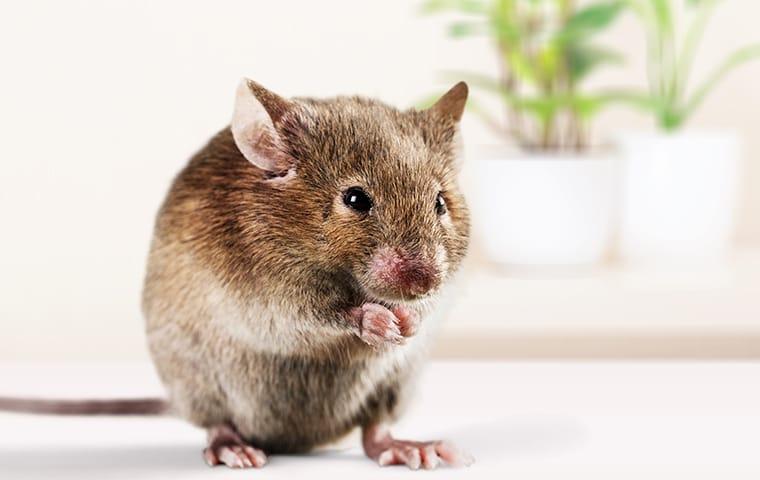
[618,131,741,262]
[474,152,615,266]
[1,361,760,479]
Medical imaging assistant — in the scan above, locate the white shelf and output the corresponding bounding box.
[435,249,760,358]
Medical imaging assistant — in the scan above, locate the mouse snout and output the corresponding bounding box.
[369,247,440,298]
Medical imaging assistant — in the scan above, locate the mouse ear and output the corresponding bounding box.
[231,78,294,173]
[427,81,468,122]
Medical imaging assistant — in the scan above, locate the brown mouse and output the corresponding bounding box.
[0,79,472,470]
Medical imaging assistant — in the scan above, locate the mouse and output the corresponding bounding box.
[0,79,472,470]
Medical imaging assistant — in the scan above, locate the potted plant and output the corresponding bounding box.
[423,0,627,267]
[618,0,760,262]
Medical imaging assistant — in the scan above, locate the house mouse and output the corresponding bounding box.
[0,79,472,470]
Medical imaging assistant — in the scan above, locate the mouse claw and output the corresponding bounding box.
[354,303,408,349]
[377,449,394,466]
[391,305,420,338]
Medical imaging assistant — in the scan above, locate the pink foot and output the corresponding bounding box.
[362,424,473,470]
[349,303,420,349]
[203,423,267,469]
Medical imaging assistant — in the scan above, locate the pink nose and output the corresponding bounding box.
[371,248,439,296]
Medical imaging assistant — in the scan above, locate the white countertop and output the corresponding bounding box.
[1,361,759,479]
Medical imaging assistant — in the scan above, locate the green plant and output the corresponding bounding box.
[422,0,627,151]
[625,0,760,131]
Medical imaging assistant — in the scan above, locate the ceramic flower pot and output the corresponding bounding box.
[617,131,740,263]
[472,147,616,267]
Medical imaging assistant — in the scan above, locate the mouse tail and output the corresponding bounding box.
[0,397,170,416]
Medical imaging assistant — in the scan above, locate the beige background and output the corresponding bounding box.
[0,0,758,362]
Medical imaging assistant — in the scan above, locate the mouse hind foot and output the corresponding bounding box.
[362,424,474,470]
[203,423,268,469]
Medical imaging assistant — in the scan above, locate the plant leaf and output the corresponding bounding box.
[685,44,760,120]
[536,42,562,83]
[488,0,524,47]
[649,0,674,35]
[567,44,624,81]
[685,0,717,7]
[420,0,489,15]
[507,51,537,84]
[448,21,486,37]
[556,1,625,42]
[677,0,720,96]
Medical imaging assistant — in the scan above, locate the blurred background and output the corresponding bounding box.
[0,0,759,363]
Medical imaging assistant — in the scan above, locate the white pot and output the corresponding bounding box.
[473,148,616,267]
[618,131,740,263]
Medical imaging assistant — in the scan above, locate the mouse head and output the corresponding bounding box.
[231,79,470,304]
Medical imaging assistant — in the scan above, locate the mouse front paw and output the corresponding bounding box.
[349,303,418,348]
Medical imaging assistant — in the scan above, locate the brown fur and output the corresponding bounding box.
[142,84,470,454]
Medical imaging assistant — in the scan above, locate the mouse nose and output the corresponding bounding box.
[370,247,439,297]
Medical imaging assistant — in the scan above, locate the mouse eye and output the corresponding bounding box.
[435,192,447,216]
[343,187,373,213]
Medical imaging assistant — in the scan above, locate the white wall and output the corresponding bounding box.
[1,0,759,362]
